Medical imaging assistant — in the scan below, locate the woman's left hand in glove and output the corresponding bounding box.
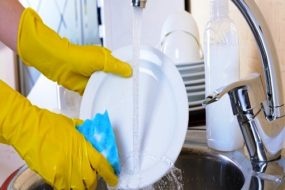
[17,8,132,95]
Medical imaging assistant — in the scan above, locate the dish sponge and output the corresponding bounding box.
[77,111,121,175]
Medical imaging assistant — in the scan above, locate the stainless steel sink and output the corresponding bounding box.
[169,130,250,190]
[3,147,245,190]
[3,130,285,190]
[174,146,245,190]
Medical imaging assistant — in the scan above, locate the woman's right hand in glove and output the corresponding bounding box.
[0,80,118,190]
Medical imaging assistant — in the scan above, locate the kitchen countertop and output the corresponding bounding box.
[0,144,25,186]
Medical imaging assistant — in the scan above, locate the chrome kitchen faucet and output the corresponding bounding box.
[203,0,285,172]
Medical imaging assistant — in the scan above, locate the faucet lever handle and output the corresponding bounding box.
[203,73,266,108]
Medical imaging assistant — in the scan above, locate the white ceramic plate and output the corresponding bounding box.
[184,78,205,86]
[80,46,188,189]
[187,91,205,102]
[185,85,205,92]
[189,106,204,111]
[177,63,204,74]
[175,60,204,67]
[189,99,204,107]
[181,71,205,81]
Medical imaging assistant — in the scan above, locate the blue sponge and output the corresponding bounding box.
[77,111,121,175]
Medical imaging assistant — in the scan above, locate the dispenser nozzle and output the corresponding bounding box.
[132,0,147,8]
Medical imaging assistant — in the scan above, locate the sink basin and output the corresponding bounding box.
[174,146,244,190]
[1,147,245,190]
[1,132,248,190]
[5,130,285,190]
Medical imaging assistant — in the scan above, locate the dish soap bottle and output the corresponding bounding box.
[204,0,244,151]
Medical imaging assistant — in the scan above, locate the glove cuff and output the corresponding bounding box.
[17,8,47,67]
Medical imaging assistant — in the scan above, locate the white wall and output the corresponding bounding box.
[0,42,24,187]
[102,0,185,50]
[0,42,17,89]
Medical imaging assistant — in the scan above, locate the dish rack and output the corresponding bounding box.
[176,61,206,128]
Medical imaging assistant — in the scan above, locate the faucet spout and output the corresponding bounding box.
[132,0,147,8]
[231,0,285,119]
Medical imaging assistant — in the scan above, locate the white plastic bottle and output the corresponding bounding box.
[204,0,244,151]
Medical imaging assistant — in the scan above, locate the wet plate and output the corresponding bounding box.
[80,46,189,189]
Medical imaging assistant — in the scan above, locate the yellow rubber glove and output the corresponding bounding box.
[0,80,118,189]
[17,8,132,95]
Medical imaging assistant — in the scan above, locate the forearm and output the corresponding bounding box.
[0,0,24,51]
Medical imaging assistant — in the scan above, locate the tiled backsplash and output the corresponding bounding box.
[19,0,101,45]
